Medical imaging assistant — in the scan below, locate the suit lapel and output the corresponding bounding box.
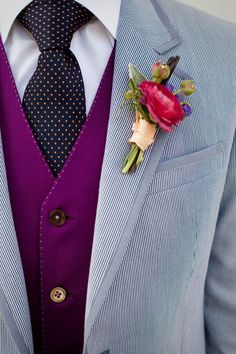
[0,131,34,353]
[0,0,189,351]
[84,0,186,344]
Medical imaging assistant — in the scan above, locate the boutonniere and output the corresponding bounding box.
[122,56,196,174]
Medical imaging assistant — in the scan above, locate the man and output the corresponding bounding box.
[0,0,235,353]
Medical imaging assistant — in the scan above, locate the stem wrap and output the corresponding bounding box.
[128,111,157,152]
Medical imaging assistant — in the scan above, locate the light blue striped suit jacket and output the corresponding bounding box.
[0,0,236,353]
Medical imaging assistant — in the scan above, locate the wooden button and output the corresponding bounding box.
[50,287,67,303]
[49,209,66,226]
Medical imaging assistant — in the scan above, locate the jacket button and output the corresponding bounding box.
[49,209,66,226]
[50,287,67,303]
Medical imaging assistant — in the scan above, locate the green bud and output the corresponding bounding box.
[152,62,171,81]
[180,80,196,96]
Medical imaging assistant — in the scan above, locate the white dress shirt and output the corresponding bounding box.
[0,0,121,113]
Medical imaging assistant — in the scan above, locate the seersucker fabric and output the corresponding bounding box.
[17,0,94,176]
[0,0,236,353]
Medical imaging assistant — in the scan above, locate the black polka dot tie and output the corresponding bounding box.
[17,0,94,176]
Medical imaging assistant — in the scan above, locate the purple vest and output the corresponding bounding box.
[0,39,115,354]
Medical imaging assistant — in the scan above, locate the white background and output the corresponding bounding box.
[176,0,236,23]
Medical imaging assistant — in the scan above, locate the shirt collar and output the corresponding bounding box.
[0,0,121,44]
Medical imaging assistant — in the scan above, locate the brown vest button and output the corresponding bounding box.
[49,209,66,226]
[50,287,67,303]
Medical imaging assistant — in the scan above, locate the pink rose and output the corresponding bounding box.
[139,81,185,132]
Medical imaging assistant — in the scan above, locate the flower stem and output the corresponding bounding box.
[136,149,144,168]
[122,144,140,174]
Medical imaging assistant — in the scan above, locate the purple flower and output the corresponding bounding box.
[182,103,192,116]
[176,92,185,103]
[166,83,174,92]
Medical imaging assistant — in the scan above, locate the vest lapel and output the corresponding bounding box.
[84,0,189,345]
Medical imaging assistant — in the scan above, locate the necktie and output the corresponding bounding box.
[18,0,94,176]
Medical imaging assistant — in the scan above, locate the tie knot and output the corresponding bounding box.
[18,0,94,51]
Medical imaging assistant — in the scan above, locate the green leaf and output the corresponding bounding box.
[135,104,151,122]
[128,78,136,91]
[129,64,147,87]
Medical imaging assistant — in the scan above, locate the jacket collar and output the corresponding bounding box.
[121,0,182,55]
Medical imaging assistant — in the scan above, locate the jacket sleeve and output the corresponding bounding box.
[204,131,236,353]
